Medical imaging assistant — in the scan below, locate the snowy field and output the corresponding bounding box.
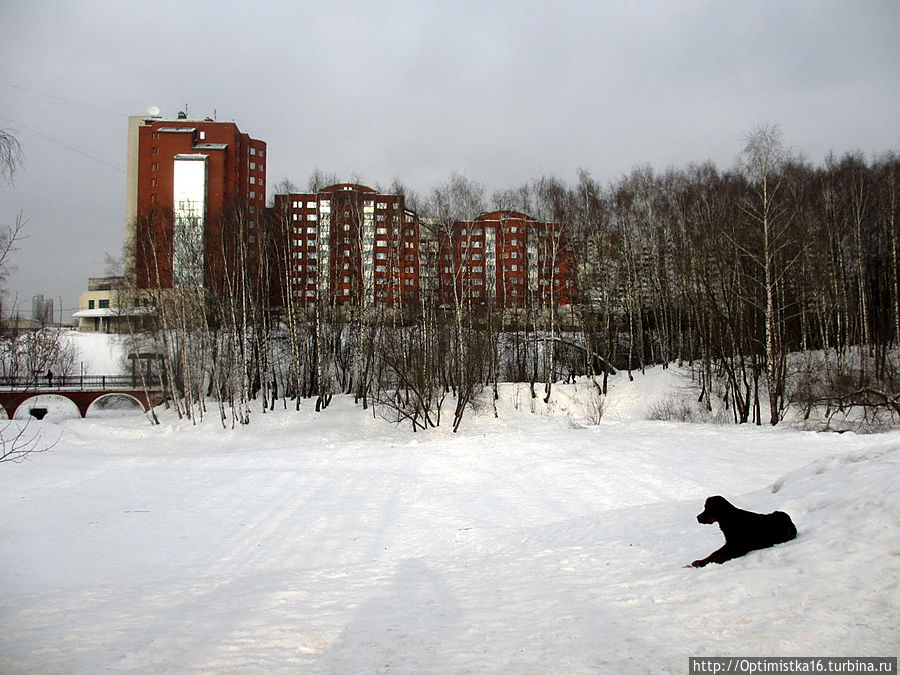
[1,365,898,673]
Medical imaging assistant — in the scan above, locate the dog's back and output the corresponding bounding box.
[731,508,797,552]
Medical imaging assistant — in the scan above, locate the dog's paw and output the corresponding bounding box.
[691,559,708,568]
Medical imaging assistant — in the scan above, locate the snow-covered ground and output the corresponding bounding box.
[1,365,898,673]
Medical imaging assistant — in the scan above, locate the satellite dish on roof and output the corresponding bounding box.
[147,105,161,116]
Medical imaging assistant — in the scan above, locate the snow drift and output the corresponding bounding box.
[0,365,897,673]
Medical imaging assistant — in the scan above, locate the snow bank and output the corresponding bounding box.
[0,367,897,673]
[62,331,130,375]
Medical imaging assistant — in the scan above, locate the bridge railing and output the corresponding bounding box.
[0,374,163,391]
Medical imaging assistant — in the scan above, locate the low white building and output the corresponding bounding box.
[73,277,151,333]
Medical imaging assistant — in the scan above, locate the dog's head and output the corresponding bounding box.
[696,495,731,524]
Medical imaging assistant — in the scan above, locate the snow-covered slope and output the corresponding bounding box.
[0,367,897,673]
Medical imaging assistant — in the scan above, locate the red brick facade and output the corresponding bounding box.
[437,211,577,309]
[131,115,266,290]
[273,184,420,309]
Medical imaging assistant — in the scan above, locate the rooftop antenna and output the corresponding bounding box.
[214,108,216,121]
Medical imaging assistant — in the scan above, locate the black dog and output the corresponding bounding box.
[691,496,797,567]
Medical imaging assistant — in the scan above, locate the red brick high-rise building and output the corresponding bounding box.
[437,211,577,309]
[125,112,266,290]
[272,184,420,309]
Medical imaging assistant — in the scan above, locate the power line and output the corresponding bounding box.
[0,114,124,173]
[0,81,130,118]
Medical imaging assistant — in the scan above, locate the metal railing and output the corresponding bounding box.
[0,375,163,391]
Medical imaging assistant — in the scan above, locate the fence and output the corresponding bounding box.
[0,374,163,391]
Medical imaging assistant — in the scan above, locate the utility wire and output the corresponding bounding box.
[0,114,125,173]
[0,82,130,118]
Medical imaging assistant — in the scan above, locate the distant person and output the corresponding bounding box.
[46,369,53,387]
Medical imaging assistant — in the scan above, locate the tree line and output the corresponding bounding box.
[127,126,900,430]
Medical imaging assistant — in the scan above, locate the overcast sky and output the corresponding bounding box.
[1,0,898,320]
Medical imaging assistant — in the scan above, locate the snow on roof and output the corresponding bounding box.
[72,307,154,318]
